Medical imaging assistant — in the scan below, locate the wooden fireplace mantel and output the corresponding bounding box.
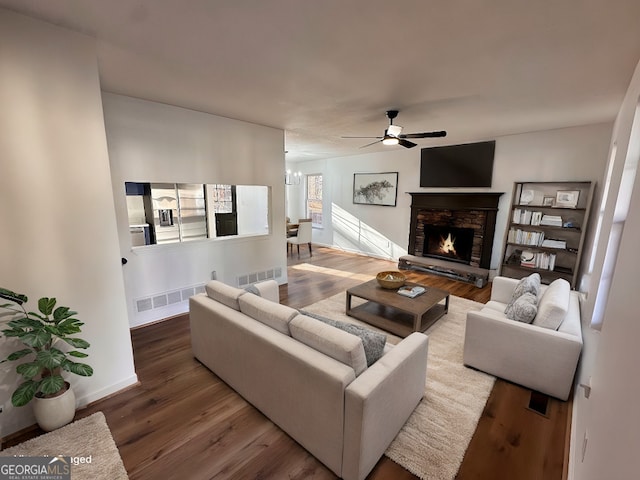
[406,192,504,210]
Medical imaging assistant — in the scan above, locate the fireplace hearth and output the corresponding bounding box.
[399,192,503,286]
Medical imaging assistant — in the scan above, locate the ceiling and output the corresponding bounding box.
[3,0,640,162]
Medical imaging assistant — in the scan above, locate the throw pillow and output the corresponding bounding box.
[505,273,541,313]
[243,284,261,296]
[299,310,386,366]
[505,292,538,323]
[533,278,570,330]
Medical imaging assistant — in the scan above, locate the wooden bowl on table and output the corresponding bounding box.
[376,271,406,289]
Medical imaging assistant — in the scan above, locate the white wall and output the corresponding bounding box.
[570,57,640,480]
[0,10,137,436]
[288,124,611,279]
[103,94,287,327]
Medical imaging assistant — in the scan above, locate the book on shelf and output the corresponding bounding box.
[508,228,545,246]
[520,250,557,270]
[540,214,563,227]
[512,209,544,226]
[541,238,567,249]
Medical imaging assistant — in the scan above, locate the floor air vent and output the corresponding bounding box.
[527,391,549,417]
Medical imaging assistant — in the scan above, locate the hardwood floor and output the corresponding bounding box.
[3,247,569,480]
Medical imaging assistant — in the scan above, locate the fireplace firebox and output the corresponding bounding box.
[423,225,475,265]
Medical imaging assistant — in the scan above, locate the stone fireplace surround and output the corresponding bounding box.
[399,192,503,287]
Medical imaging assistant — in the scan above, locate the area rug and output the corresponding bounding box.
[302,292,496,480]
[1,412,128,479]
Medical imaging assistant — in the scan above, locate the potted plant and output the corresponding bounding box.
[0,287,93,431]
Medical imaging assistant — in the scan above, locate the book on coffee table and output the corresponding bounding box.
[397,286,426,298]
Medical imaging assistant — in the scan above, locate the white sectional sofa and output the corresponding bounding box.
[463,275,583,400]
[189,280,429,480]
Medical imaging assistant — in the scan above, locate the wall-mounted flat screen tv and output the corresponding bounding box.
[420,140,495,187]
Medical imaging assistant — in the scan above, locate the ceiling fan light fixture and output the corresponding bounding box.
[382,135,399,146]
[387,124,402,137]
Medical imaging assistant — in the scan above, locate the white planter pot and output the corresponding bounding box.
[32,383,76,432]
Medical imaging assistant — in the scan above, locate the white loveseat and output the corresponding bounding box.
[463,275,583,400]
[189,280,428,480]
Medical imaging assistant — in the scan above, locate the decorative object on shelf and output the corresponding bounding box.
[0,287,93,431]
[519,189,536,205]
[285,169,302,185]
[543,196,555,206]
[353,172,398,206]
[376,270,406,289]
[555,190,580,208]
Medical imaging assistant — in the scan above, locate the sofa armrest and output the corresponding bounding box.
[490,276,519,304]
[253,279,280,303]
[463,309,582,400]
[342,332,428,480]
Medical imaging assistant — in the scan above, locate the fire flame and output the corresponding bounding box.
[439,233,457,255]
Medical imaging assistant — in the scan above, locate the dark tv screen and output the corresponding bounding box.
[420,140,495,187]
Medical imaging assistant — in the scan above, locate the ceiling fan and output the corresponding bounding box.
[342,110,446,149]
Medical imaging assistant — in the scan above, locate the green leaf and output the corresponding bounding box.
[53,306,77,322]
[0,288,28,305]
[68,350,88,358]
[55,319,82,335]
[1,302,19,309]
[16,362,41,379]
[6,349,34,361]
[27,311,48,321]
[12,380,38,407]
[37,349,66,369]
[21,330,51,348]
[39,375,65,395]
[1,328,25,337]
[66,362,93,377]
[38,297,57,316]
[7,317,42,329]
[64,337,90,349]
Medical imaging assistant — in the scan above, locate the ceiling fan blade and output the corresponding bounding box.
[398,139,417,149]
[360,139,383,148]
[341,136,384,139]
[399,131,447,139]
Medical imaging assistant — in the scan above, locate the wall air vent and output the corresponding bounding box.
[152,295,168,308]
[134,282,206,314]
[136,298,153,313]
[237,267,283,287]
[167,291,182,305]
[181,287,195,300]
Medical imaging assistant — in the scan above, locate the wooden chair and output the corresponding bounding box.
[287,221,312,257]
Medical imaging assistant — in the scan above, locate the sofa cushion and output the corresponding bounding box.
[289,315,368,376]
[299,310,386,366]
[505,273,541,312]
[205,280,245,311]
[505,292,538,323]
[533,279,570,330]
[238,293,298,335]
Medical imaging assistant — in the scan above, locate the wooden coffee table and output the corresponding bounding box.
[346,279,450,338]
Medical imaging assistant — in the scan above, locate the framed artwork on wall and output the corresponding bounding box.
[353,172,398,207]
